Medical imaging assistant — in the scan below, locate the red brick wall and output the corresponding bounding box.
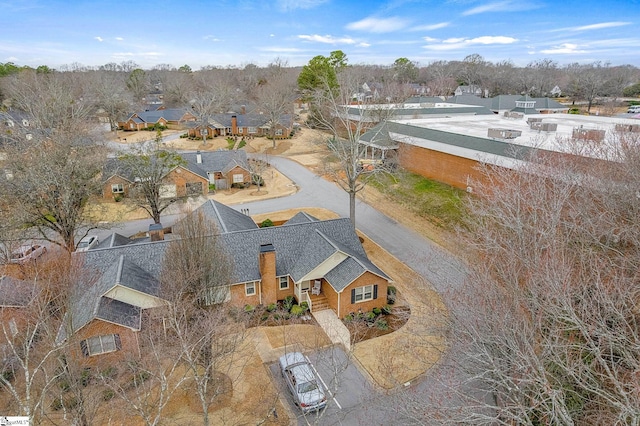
[103,176,131,201]
[226,166,250,184]
[259,250,277,305]
[230,282,260,306]
[398,143,487,189]
[336,272,388,318]
[72,320,139,367]
[163,168,208,197]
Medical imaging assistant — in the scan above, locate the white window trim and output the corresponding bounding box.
[279,276,289,290]
[112,183,124,193]
[245,282,256,296]
[85,334,119,356]
[354,284,374,303]
[275,128,283,136]
[233,174,244,183]
[248,126,257,134]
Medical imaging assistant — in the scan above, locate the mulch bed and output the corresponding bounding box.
[344,305,411,343]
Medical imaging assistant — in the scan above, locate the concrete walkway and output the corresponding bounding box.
[312,309,351,352]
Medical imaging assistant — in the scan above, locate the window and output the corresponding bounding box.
[233,174,244,183]
[248,126,257,134]
[275,129,283,136]
[112,183,124,193]
[80,334,121,357]
[279,276,289,290]
[351,284,377,303]
[245,282,256,296]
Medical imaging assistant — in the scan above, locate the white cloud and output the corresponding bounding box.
[358,42,371,47]
[423,36,439,42]
[569,21,631,31]
[411,22,450,31]
[259,46,303,53]
[425,35,518,51]
[462,0,538,16]
[345,17,409,33]
[277,0,328,11]
[203,35,220,42]
[94,36,103,42]
[115,37,123,41]
[298,34,357,44]
[540,43,586,54]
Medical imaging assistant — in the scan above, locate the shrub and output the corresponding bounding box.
[376,319,389,330]
[387,293,396,304]
[266,303,277,312]
[300,301,309,312]
[260,313,270,322]
[208,183,216,192]
[244,304,254,313]
[387,286,397,295]
[283,295,295,311]
[260,218,274,228]
[114,194,123,202]
[365,311,377,322]
[291,304,305,316]
[344,314,354,322]
[382,305,393,315]
[372,307,382,316]
[102,389,115,401]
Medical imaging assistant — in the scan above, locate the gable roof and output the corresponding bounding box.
[132,108,192,124]
[190,199,258,233]
[180,150,250,176]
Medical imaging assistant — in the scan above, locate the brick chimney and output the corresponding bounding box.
[259,244,277,304]
[231,115,238,135]
[149,223,164,241]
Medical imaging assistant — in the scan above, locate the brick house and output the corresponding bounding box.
[118,108,197,131]
[102,156,210,201]
[187,113,294,140]
[64,200,391,360]
[180,150,251,190]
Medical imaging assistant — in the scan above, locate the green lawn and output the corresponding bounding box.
[367,171,468,229]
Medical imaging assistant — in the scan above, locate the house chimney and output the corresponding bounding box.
[241,105,246,115]
[231,115,238,135]
[149,223,164,241]
[196,150,202,164]
[259,244,277,304]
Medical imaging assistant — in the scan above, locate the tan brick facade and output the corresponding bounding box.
[102,175,131,201]
[163,167,208,198]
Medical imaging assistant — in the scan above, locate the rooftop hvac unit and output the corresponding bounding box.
[488,128,522,139]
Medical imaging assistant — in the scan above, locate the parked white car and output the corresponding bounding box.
[10,244,47,264]
[76,235,99,252]
[628,105,640,113]
[279,352,327,413]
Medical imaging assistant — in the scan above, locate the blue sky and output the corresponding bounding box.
[1,0,639,69]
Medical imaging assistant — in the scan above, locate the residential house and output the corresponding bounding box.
[454,85,484,97]
[64,199,391,360]
[187,113,294,140]
[180,150,251,190]
[118,108,197,131]
[102,155,210,201]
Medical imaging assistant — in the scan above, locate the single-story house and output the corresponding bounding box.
[187,113,294,140]
[64,200,391,360]
[102,155,210,201]
[118,108,197,131]
[180,150,251,190]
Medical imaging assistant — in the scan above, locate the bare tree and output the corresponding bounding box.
[160,210,253,426]
[90,71,132,133]
[0,258,71,423]
[0,124,108,252]
[394,131,640,424]
[307,66,401,227]
[117,139,187,224]
[254,63,296,149]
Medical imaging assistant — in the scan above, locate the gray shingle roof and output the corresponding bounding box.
[180,150,249,176]
[283,212,319,225]
[190,199,258,233]
[95,297,141,330]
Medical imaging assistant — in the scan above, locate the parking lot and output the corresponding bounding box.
[269,345,376,425]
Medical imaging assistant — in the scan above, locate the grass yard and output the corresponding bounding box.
[367,171,468,230]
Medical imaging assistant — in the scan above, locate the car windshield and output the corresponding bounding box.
[298,380,318,393]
